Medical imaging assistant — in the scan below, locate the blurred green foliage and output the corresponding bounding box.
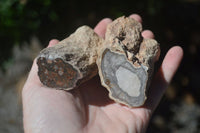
[0,0,199,70]
[0,0,57,38]
[0,0,164,69]
[0,0,58,69]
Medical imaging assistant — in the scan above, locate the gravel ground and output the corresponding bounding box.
[0,86,23,133]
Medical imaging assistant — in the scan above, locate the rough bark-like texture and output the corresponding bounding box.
[37,26,102,90]
[105,16,142,54]
[97,16,160,107]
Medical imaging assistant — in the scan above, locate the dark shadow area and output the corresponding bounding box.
[76,75,114,106]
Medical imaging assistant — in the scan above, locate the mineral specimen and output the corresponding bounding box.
[37,26,102,90]
[37,16,160,107]
[97,17,160,107]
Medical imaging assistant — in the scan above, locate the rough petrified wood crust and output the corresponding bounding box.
[37,26,102,90]
[97,17,160,107]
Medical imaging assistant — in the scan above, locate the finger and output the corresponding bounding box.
[94,18,112,38]
[146,46,183,111]
[129,14,142,23]
[161,46,183,83]
[48,39,59,47]
[142,30,155,39]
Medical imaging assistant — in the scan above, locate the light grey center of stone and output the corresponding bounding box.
[116,66,141,97]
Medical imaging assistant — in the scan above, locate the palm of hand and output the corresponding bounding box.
[22,14,183,133]
[71,76,150,133]
[23,76,150,133]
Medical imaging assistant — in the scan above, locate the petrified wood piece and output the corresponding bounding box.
[37,26,102,90]
[97,17,160,107]
[37,16,160,107]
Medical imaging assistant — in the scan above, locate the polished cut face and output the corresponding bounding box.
[37,57,81,89]
[116,66,141,97]
[97,17,160,107]
[100,49,148,107]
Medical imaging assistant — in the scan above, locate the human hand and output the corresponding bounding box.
[22,14,183,133]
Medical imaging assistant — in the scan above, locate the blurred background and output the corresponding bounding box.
[0,0,200,132]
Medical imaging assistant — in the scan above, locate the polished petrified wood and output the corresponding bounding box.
[97,17,160,107]
[37,16,160,107]
[37,26,102,90]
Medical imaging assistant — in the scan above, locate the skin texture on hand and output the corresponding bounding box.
[22,14,183,133]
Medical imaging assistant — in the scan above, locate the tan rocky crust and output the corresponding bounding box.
[37,26,103,90]
[97,16,160,107]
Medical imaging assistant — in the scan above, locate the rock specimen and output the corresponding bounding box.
[37,16,160,107]
[97,17,160,107]
[37,26,102,90]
